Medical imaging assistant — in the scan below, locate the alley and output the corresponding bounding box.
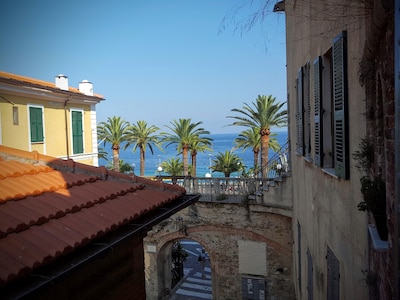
[171,240,212,300]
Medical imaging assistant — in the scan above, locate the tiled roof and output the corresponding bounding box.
[0,145,187,287]
[0,71,104,99]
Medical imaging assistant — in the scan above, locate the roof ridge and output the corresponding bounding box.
[0,71,104,99]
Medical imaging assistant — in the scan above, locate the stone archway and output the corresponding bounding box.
[145,233,213,299]
[144,202,293,299]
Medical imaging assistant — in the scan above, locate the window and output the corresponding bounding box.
[71,110,84,154]
[327,246,340,300]
[13,107,19,125]
[29,106,44,143]
[296,62,311,159]
[313,31,349,179]
[295,67,304,156]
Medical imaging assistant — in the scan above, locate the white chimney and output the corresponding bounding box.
[79,79,93,96]
[55,74,69,91]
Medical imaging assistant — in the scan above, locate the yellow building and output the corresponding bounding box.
[0,71,104,166]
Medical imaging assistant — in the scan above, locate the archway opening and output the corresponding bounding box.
[170,238,212,299]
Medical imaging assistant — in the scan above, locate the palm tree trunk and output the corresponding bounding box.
[253,150,259,177]
[112,146,120,172]
[260,133,270,178]
[183,146,189,176]
[191,153,197,177]
[140,148,145,176]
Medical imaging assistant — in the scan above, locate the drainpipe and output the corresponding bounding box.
[64,97,71,159]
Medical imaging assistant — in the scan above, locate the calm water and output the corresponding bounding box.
[99,130,288,177]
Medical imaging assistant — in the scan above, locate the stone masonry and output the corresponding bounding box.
[144,195,294,300]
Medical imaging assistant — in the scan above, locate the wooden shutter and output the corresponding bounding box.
[313,57,323,166]
[327,246,340,300]
[29,107,43,142]
[296,67,304,155]
[332,31,349,179]
[304,62,311,158]
[72,111,83,154]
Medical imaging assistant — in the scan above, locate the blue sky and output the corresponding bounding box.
[0,0,286,134]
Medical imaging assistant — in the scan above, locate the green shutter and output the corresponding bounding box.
[72,111,83,154]
[296,67,304,155]
[313,57,323,166]
[304,62,311,158]
[327,246,340,300]
[332,31,349,179]
[29,107,43,142]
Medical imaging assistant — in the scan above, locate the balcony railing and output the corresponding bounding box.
[153,141,291,204]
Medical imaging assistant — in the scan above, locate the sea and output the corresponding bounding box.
[98,130,288,177]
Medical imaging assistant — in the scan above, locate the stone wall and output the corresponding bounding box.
[144,200,294,299]
[361,1,396,299]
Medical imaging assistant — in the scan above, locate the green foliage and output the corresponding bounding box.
[97,116,130,172]
[126,120,162,176]
[98,147,108,161]
[106,159,132,174]
[211,150,244,177]
[353,137,388,240]
[234,127,281,177]
[352,137,374,173]
[227,94,287,177]
[162,118,210,176]
[227,95,287,130]
[97,116,130,148]
[358,176,386,213]
[171,241,188,264]
[189,136,213,177]
[161,158,183,177]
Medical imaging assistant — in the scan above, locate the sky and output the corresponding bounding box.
[0,0,287,134]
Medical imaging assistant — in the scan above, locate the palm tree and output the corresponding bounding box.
[106,159,133,174]
[234,128,281,177]
[212,150,244,178]
[97,116,130,172]
[189,137,212,177]
[98,147,108,161]
[126,120,162,176]
[162,119,210,176]
[227,95,287,178]
[234,128,260,177]
[161,158,183,184]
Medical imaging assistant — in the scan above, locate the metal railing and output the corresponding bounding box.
[261,140,290,178]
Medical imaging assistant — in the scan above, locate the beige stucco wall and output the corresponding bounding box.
[284,0,368,299]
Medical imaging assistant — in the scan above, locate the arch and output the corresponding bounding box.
[154,236,212,299]
[144,202,293,299]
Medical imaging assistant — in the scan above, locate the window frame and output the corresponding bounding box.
[311,31,349,179]
[28,105,44,143]
[326,246,340,300]
[70,108,84,154]
[296,67,305,156]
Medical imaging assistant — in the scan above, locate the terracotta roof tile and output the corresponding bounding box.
[0,145,187,288]
[0,71,105,99]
